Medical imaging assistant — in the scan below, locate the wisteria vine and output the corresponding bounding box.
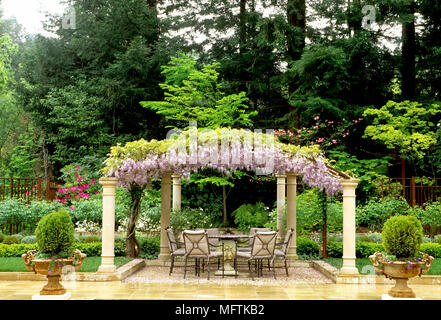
[102,128,350,195]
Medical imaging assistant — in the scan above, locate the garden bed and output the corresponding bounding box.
[323,257,441,275]
[0,256,133,272]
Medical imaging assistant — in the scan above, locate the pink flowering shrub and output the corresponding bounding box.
[275,116,363,150]
[56,163,102,208]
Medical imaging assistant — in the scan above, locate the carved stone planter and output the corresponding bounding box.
[369,252,434,298]
[22,250,86,295]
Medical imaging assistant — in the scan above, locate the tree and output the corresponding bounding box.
[363,100,441,174]
[140,54,257,129]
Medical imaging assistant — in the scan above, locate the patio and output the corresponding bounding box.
[1,277,441,300]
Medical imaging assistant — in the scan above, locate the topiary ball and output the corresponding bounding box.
[35,209,75,255]
[382,215,423,258]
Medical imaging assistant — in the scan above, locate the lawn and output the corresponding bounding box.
[0,257,133,273]
[323,258,441,275]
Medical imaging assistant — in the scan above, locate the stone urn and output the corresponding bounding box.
[22,249,86,295]
[369,252,434,298]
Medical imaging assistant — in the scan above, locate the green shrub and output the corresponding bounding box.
[420,243,441,258]
[435,235,441,244]
[171,207,215,232]
[296,236,320,256]
[382,215,423,258]
[296,190,322,234]
[356,241,384,257]
[0,243,38,257]
[70,198,102,225]
[0,233,3,243]
[356,196,411,232]
[21,235,37,244]
[409,202,441,237]
[328,234,342,242]
[231,202,270,231]
[84,235,101,243]
[3,235,20,244]
[0,242,125,257]
[140,236,160,259]
[35,209,75,255]
[368,233,382,243]
[327,241,343,257]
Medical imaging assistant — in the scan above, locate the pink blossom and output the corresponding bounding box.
[332,139,337,144]
[95,192,100,194]
[70,206,75,211]
[61,199,66,203]
[90,180,96,184]
[74,174,79,177]
[314,116,319,120]
[65,194,70,199]
[75,166,81,170]
[58,189,64,193]
[70,187,77,192]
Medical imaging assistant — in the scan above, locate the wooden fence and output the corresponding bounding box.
[0,177,60,202]
[380,177,441,207]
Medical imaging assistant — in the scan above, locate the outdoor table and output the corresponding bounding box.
[209,234,249,276]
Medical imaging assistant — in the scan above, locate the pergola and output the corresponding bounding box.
[96,128,360,276]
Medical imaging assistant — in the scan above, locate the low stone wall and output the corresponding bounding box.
[310,260,441,285]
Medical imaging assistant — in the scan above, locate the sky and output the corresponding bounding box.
[0,0,68,35]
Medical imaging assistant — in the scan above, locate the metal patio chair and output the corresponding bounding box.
[182,229,224,280]
[165,227,186,276]
[274,228,294,276]
[235,230,278,280]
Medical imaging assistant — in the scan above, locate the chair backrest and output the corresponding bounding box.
[281,228,294,254]
[165,227,177,252]
[206,228,220,247]
[249,227,272,247]
[183,230,210,257]
[251,231,278,258]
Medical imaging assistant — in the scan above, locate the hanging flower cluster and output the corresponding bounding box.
[102,128,351,195]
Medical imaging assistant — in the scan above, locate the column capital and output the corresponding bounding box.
[285,171,298,177]
[99,177,118,187]
[171,174,181,179]
[341,178,360,187]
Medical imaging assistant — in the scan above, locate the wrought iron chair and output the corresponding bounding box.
[235,230,278,280]
[165,227,186,276]
[182,229,224,280]
[274,228,294,276]
[237,227,272,253]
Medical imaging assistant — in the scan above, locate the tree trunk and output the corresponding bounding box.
[126,185,143,258]
[401,1,416,100]
[286,0,306,125]
[222,185,228,225]
[320,192,328,258]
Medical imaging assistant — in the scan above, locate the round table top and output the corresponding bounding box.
[208,234,250,239]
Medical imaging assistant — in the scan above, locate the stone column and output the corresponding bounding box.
[158,171,172,261]
[286,172,298,260]
[172,174,181,211]
[276,175,286,240]
[340,179,360,275]
[98,177,118,273]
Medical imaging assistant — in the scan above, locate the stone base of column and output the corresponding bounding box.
[340,256,359,275]
[158,253,171,261]
[97,264,117,274]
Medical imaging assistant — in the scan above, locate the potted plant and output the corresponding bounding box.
[22,209,86,296]
[369,215,434,298]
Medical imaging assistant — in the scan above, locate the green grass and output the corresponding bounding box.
[0,256,133,273]
[323,258,441,275]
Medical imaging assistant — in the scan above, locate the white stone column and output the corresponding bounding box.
[286,172,298,260]
[276,175,286,240]
[158,172,172,261]
[98,177,118,273]
[340,178,360,275]
[172,174,181,211]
